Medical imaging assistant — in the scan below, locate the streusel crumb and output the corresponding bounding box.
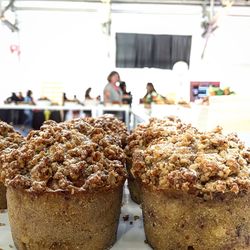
[132,122,250,198]
[0,121,24,180]
[1,118,127,193]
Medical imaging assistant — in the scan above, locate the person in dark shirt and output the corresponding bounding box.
[17,92,24,102]
[4,92,20,125]
[5,92,19,104]
[119,81,132,105]
[85,88,92,100]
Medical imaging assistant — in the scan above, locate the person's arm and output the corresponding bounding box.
[31,97,36,105]
[5,97,12,104]
[104,89,111,104]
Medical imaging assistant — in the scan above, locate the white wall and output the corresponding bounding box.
[0,3,250,104]
[111,4,250,102]
[0,24,22,100]
[0,5,110,103]
[18,9,109,102]
[111,4,203,103]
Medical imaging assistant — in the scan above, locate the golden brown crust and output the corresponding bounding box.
[7,185,123,250]
[132,125,250,197]
[142,185,250,250]
[0,182,7,209]
[1,119,127,193]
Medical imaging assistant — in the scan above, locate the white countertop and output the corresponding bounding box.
[131,103,250,134]
[0,184,152,250]
[0,104,130,112]
[0,104,131,128]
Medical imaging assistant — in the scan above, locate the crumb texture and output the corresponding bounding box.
[1,117,127,193]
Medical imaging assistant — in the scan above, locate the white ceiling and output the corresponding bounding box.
[4,0,250,6]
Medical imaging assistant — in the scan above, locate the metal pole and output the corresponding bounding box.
[210,0,214,20]
[0,0,2,16]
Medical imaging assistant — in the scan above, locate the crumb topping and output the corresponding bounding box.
[0,122,24,175]
[0,121,24,152]
[83,114,128,148]
[132,122,250,196]
[1,118,127,193]
[125,116,196,157]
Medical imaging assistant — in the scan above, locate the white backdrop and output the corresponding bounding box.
[0,3,250,104]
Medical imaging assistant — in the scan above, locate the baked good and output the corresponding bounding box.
[2,119,127,250]
[132,126,250,249]
[0,182,7,209]
[0,121,24,209]
[126,116,193,203]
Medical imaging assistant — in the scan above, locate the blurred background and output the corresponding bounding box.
[0,0,250,134]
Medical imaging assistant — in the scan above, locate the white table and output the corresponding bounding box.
[97,105,131,129]
[131,103,250,135]
[0,104,96,112]
[130,104,201,130]
[0,104,131,129]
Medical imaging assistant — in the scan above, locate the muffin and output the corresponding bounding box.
[126,116,193,203]
[0,121,24,209]
[1,119,127,250]
[132,127,250,250]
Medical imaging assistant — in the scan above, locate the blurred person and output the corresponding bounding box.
[62,92,68,105]
[84,88,94,117]
[17,92,24,102]
[103,71,122,105]
[72,95,81,118]
[103,71,125,121]
[119,81,132,105]
[23,90,35,131]
[73,94,80,104]
[5,92,19,104]
[84,87,100,103]
[84,87,101,117]
[24,90,35,105]
[85,87,93,100]
[4,92,20,125]
[17,92,25,125]
[62,92,69,121]
[141,82,165,105]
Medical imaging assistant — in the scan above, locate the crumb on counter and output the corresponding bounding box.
[134,215,140,221]
[122,215,129,221]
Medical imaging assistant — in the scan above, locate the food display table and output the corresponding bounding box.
[0,104,131,129]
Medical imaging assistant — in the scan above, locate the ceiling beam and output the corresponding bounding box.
[1,0,250,12]
[3,0,250,6]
